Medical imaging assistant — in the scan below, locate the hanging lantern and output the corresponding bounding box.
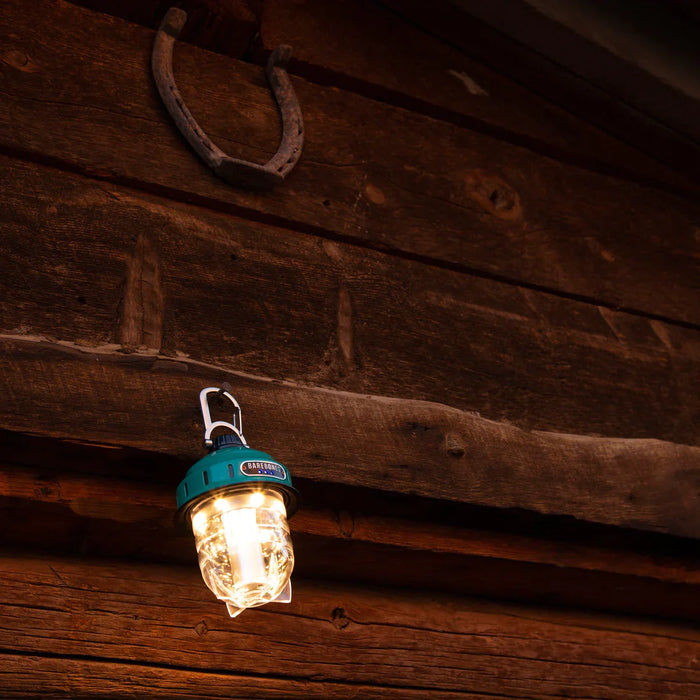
[176,387,297,618]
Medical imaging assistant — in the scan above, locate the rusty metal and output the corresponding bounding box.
[152,7,304,191]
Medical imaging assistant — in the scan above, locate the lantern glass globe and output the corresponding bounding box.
[190,486,294,617]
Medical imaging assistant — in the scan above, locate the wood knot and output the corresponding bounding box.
[34,480,60,500]
[194,620,209,636]
[405,421,431,437]
[445,434,465,458]
[337,510,354,538]
[464,170,521,221]
[1,49,39,72]
[330,607,350,629]
[364,183,386,205]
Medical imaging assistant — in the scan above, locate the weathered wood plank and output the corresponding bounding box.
[2,462,699,588]
[259,0,695,191]
[55,0,700,194]
[380,0,700,185]
[433,0,700,162]
[1,0,699,323]
[0,654,476,699]
[1,555,698,697]
[0,337,698,538]
[2,460,699,620]
[2,157,698,442]
[6,500,700,622]
[67,0,259,57]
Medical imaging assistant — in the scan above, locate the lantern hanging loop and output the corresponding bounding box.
[199,386,247,448]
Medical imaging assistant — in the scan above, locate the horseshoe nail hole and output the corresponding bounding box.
[323,199,331,207]
[77,296,87,304]
[229,253,238,261]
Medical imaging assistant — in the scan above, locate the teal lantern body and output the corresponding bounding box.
[176,440,298,519]
[177,388,297,618]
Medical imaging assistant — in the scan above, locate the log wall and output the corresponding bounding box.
[0,0,698,696]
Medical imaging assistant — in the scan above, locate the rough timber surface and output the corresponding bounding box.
[380,0,700,185]
[0,555,698,698]
[1,157,698,443]
[0,337,699,538]
[0,654,477,699]
[2,460,698,590]
[66,0,259,57]
[1,0,699,324]
[258,0,694,190]
[1,457,699,621]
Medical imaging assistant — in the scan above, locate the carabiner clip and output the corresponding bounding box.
[199,387,248,448]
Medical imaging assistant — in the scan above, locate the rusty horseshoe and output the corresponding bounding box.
[152,7,304,191]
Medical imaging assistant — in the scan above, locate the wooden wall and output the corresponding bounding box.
[0,0,698,696]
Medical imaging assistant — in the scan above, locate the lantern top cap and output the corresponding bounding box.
[175,387,298,521]
[176,444,297,517]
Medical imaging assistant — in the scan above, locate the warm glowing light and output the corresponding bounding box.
[191,510,208,534]
[189,487,294,618]
[248,491,265,508]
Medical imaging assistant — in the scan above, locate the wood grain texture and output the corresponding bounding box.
[0,555,698,697]
[0,654,477,699]
[0,337,698,538]
[2,459,699,621]
[5,503,700,623]
[66,0,259,57]
[1,0,699,324]
[1,157,698,443]
[444,0,700,147]
[3,463,698,588]
[380,0,700,185]
[115,231,164,350]
[259,0,695,191]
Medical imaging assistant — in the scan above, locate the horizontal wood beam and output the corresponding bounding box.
[2,157,697,443]
[2,462,698,588]
[448,0,700,145]
[0,653,472,699]
[0,555,698,696]
[67,0,260,57]
[1,337,698,538]
[380,0,700,184]
[258,0,695,190]
[2,458,699,620]
[1,0,699,324]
